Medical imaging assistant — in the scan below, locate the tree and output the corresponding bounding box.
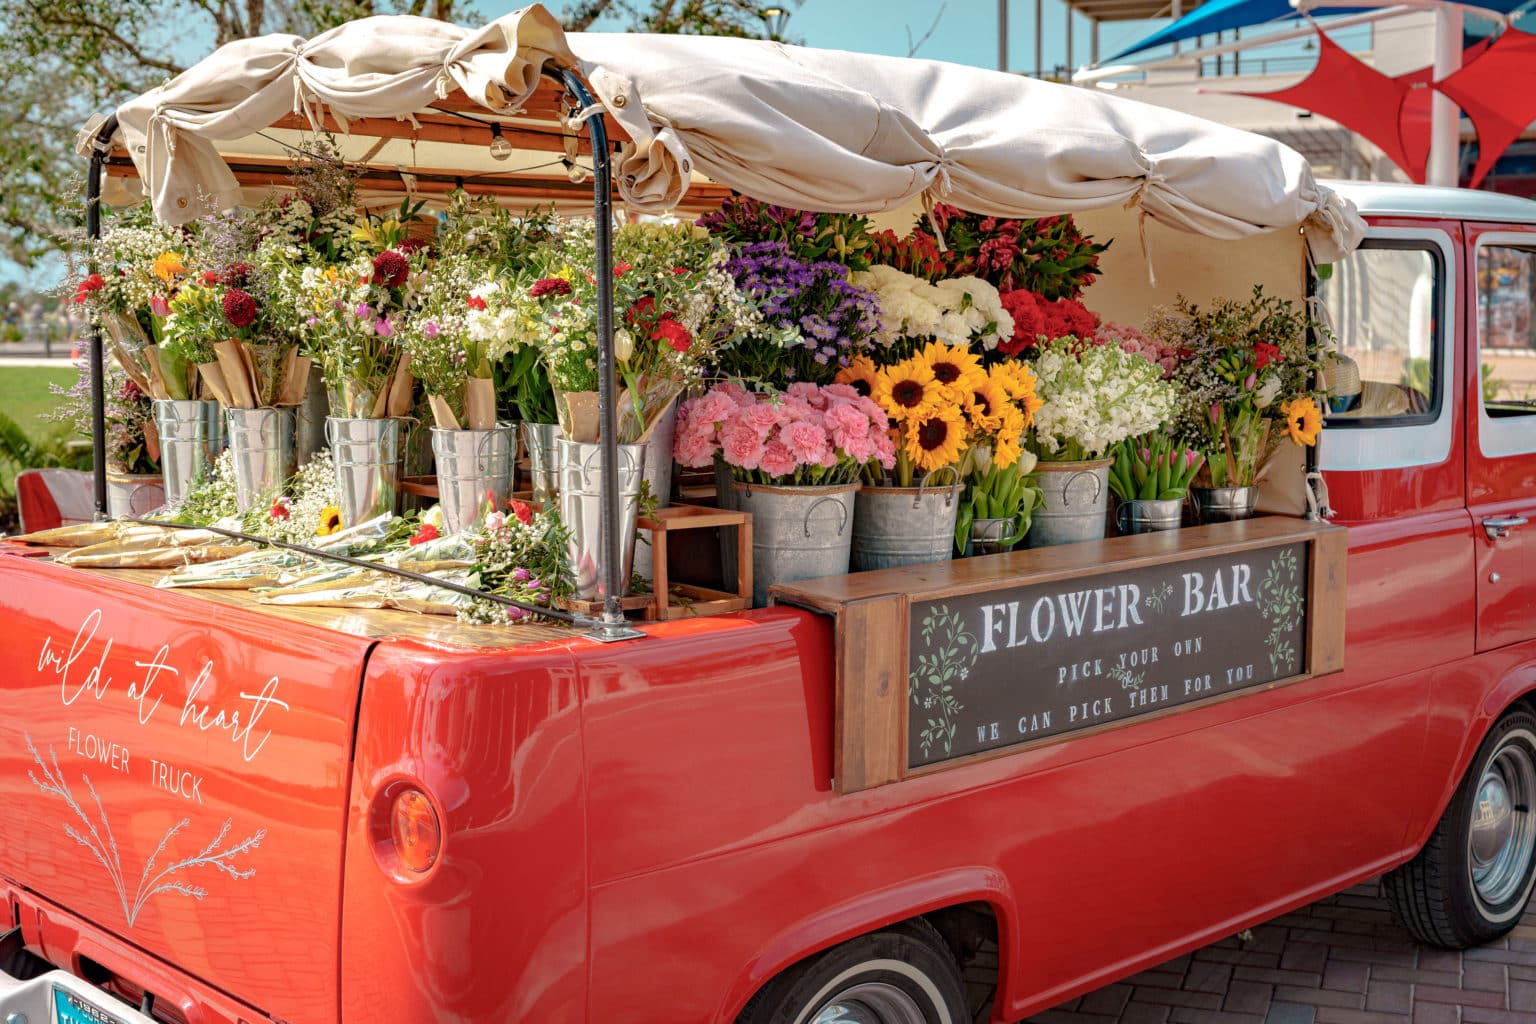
[0,0,472,272]
[561,0,799,37]
[0,0,786,273]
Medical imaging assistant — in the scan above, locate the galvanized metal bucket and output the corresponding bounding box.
[226,406,296,512]
[521,422,563,502]
[106,471,165,519]
[152,398,222,508]
[733,481,858,607]
[1190,485,1259,523]
[327,416,402,527]
[632,399,679,582]
[1027,459,1111,548]
[1115,497,1185,535]
[558,438,647,601]
[968,515,1024,556]
[850,468,960,571]
[294,363,330,467]
[431,424,516,534]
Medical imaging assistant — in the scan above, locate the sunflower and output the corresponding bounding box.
[152,251,188,284]
[317,505,344,536]
[874,358,942,422]
[991,407,1028,469]
[917,341,986,399]
[965,377,1009,432]
[1280,397,1323,447]
[904,406,966,472]
[989,360,1038,404]
[835,355,881,399]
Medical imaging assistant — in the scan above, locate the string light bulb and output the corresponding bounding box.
[488,123,513,161]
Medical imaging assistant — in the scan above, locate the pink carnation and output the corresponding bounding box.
[785,382,826,409]
[714,380,756,407]
[783,419,831,464]
[719,421,766,471]
[745,402,782,438]
[673,425,719,468]
[821,383,861,405]
[759,439,798,478]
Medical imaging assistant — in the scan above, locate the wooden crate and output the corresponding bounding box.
[636,504,752,621]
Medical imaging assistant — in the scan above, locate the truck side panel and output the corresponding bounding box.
[338,640,588,1023]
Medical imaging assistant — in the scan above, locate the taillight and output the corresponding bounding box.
[389,787,441,874]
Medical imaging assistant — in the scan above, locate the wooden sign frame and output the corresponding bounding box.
[770,516,1347,795]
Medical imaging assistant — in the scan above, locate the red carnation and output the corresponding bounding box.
[652,315,693,353]
[997,289,1045,357]
[1253,341,1281,369]
[466,294,488,311]
[201,271,220,286]
[221,287,259,329]
[625,295,655,324]
[409,522,440,546]
[529,277,572,299]
[73,273,105,304]
[1040,297,1099,342]
[614,261,632,278]
[371,249,409,288]
[509,499,533,526]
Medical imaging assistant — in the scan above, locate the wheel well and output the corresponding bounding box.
[923,902,1001,1024]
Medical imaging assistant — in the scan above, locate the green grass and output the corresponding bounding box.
[0,365,79,442]
[0,365,85,492]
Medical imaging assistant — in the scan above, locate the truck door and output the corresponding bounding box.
[1465,223,1536,652]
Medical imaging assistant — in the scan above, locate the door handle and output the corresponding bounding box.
[1483,515,1529,541]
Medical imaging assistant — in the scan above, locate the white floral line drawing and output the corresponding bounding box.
[25,733,265,927]
[1255,547,1304,677]
[911,604,977,760]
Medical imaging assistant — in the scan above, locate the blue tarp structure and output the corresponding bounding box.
[1110,0,1533,60]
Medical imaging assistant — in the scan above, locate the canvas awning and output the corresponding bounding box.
[107,2,1363,261]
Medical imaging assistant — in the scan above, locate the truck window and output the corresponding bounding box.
[1478,245,1536,418]
[1317,242,1441,425]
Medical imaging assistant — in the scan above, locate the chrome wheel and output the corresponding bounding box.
[811,983,929,1024]
[1468,728,1536,917]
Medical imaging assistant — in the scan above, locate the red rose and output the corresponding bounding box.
[221,287,259,329]
[509,499,533,526]
[529,277,572,299]
[998,289,1045,357]
[652,315,693,353]
[371,249,410,288]
[409,522,440,546]
[1253,342,1281,369]
[466,294,488,311]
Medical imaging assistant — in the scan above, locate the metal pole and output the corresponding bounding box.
[1091,18,1100,65]
[1066,6,1074,76]
[85,115,119,520]
[1035,0,1044,76]
[1428,5,1463,187]
[999,0,1009,71]
[1171,0,1183,56]
[554,70,642,642]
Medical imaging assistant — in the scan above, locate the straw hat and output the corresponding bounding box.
[1322,353,1362,413]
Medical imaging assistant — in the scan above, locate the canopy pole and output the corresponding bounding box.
[85,115,119,520]
[999,0,1009,71]
[553,68,644,643]
[1427,4,1463,187]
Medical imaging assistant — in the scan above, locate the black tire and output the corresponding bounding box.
[736,918,969,1024]
[1386,709,1536,948]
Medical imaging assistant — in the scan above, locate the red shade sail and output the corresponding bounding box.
[1233,30,1430,183]
[1436,27,1536,188]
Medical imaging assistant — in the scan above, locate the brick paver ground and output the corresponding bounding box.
[1024,879,1536,1024]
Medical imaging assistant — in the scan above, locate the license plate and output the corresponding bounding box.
[52,986,128,1024]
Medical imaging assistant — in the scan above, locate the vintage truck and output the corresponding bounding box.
[4,10,1536,1024]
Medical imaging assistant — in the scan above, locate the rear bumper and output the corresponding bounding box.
[0,884,270,1024]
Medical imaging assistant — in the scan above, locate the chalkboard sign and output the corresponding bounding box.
[906,541,1310,768]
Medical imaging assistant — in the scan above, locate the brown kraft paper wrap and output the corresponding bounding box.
[556,389,600,443]
[197,361,234,407]
[427,395,461,431]
[463,376,497,431]
[275,352,311,407]
[213,340,257,409]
